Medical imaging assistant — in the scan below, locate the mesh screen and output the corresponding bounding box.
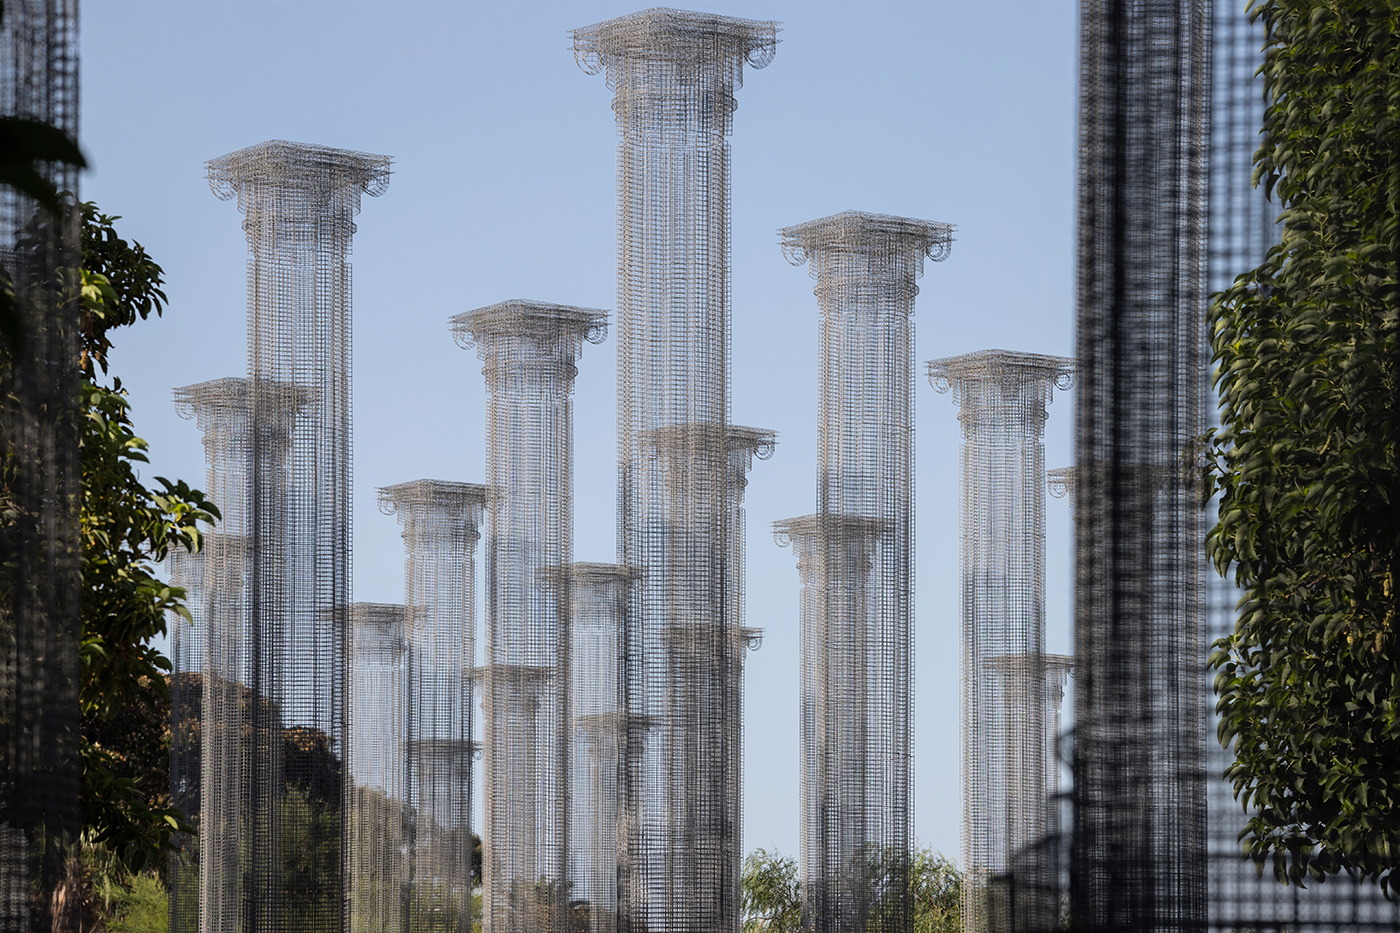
[1202,3,1400,928]
[0,2,80,928]
[927,351,1073,933]
[346,602,407,933]
[200,140,390,933]
[453,301,606,933]
[1070,0,1210,930]
[377,479,486,933]
[572,12,776,932]
[774,211,953,933]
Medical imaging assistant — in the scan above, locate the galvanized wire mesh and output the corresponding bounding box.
[378,479,487,933]
[202,140,389,933]
[1070,0,1209,929]
[1202,3,1400,928]
[775,210,953,933]
[572,12,776,932]
[928,350,1073,933]
[346,602,407,933]
[0,2,80,928]
[167,539,205,933]
[452,300,606,933]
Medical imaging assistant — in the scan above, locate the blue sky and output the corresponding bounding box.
[81,0,1079,862]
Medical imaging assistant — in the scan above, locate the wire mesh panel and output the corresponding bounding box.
[347,603,407,933]
[928,351,1073,933]
[572,13,776,932]
[206,140,390,933]
[1202,4,1400,928]
[775,211,953,933]
[172,377,257,933]
[379,479,487,933]
[0,2,80,928]
[1070,0,1209,929]
[453,300,606,933]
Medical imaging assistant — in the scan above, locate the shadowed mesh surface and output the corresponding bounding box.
[775,210,952,933]
[573,11,776,932]
[929,351,1073,933]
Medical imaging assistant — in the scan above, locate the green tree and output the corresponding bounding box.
[741,848,800,933]
[78,202,217,872]
[1206,0,1400,893]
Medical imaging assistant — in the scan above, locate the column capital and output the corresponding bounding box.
[378,478,487,524]
[772,513,886,550]
[780,210,955,271]
[207,139,392,206]
[348,602,406,656]
[451,299,608,362]
[929,349,1073,432]
[573,8,778,77]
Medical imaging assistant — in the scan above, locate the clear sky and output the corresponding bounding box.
[81,0,1079,864]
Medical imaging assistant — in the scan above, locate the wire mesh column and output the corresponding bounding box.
[928,350,1073,933]
[172,378,260,933]
[776,211,953,933]
[453,300,606,933]
[347,602,407,933]
[207,140,390,933]
[572,13,777,932]
[0,3,81,928]
[1070,0,1209,928]
[378,479,487,932]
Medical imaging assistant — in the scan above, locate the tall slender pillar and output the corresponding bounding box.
[776,210,953,933]
[1072,0,1208,927]
[453,300,606,933]
[207,140,390,933]
[928,350,1073,933]
[573,14,777,930]
[378,479,487,930]
[346,602,407,933]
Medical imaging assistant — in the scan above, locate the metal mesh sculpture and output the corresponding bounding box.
[206,140,390,933]
[453,300,607,933]
[346,602,407,933]
[167,539,206,933]
[928,351,1073,933]
[573,12,776,932]
[378,479,487,932]
[0,3,80,927]
[775,210,953,933]
[1070,0,1209,929]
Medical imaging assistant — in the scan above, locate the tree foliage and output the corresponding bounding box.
[78,203,218,872]
[1206,0,1400,892]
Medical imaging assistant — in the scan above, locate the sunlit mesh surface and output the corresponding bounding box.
[453,300,606,933]
[573,11,776,932]
[378,479,486,932]
[201,140,389,933]
[928,351,1073,933]
[775,210,953,933]
[1202,3,1400,928]
[346,602,406,933]
[1070,1,1209,929]
[0,3,80,928]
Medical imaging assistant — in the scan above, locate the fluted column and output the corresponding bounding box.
[453,300,606,933]
[777,210,952,933]
[928,350,1073,933]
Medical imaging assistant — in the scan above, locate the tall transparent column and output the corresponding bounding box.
[378,479,487,931]
[453,300,606,933]
[207,140,390,933]
[776,211,952,933]
[346,602,407,933]
[928,350,1073,933]
[573,13,777,931]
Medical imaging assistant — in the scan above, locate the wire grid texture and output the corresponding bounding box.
[928,351,1073,933]
[573,11,776,933]
[170,377,259,933]
[204,140,390,933]
[0,2,80,928]
[377,479,487,933]
[346,603,407,933]
[453,300,606,933]
[1070,0,1209,929]
[775,210,953,933]
[1203,3,1399,927]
